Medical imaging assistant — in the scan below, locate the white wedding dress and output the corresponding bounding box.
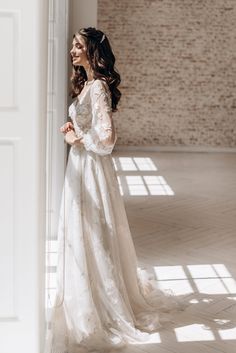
[44,79,183,353]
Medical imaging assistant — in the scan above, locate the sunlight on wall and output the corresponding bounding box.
[113,157,174,196]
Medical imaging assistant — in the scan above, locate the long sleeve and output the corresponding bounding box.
[80,80,117,156]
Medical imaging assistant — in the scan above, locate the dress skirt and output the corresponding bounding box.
[44,144,183,353]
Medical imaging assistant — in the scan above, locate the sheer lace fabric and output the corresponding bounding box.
[44,79,184,353]
[69,79,117,156]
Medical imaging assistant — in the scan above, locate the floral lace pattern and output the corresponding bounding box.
[44,80,185,353]
[68,79,117,156]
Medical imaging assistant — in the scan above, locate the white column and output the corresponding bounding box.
[45,0,69,327]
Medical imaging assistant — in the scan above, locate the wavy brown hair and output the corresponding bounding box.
[69,27,121,113]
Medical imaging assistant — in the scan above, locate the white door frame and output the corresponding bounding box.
[0,1,48,352]
[45,0,69,329]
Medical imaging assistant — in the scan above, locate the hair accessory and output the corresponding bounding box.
[100,33,105,43]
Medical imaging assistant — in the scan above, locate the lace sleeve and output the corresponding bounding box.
[81,80,117,156]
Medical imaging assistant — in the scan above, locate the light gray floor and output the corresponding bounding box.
[111,151,236,353]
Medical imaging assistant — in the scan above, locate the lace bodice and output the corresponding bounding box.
[68,79,117,156]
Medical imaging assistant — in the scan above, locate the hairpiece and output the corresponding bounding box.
[100,33,105,43]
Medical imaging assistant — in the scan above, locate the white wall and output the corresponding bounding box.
[69,0,97,36]
[68,0,97,102]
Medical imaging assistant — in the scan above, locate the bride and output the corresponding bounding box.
[44,27,183,353]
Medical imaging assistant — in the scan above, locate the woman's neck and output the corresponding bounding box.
[84,66,94,81]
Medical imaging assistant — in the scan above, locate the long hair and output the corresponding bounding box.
[69,27,121,113]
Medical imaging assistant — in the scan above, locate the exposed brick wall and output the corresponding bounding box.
[98,0,236,147]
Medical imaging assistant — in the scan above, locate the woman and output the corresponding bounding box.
[44,27,182,353]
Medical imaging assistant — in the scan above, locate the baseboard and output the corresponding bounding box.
[114,145,236,153]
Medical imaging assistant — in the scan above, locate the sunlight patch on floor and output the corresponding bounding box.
[113,157,157,171]
[129,332,161,345]
[218,327,236,340]
[154,264,236,296]
[112,157,175,196]
[117,175,174,196]
[175,324,215,342]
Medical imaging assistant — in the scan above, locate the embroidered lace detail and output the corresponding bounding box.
[69,79,117,156]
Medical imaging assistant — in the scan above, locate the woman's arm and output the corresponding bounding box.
[80,80,117,155]
[63,80,117,153]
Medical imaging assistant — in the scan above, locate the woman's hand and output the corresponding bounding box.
[60,121,75,134]
[64,130,77,146]
[64,130,84,146]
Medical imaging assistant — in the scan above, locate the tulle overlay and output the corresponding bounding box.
[44,80,184,353]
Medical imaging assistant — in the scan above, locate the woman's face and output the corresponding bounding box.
[70,34,89,67]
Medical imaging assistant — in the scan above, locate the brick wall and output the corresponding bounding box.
[98,0,236,147]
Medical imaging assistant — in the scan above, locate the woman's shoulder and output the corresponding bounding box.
[91,78,111,97]
[92,78,109,91]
